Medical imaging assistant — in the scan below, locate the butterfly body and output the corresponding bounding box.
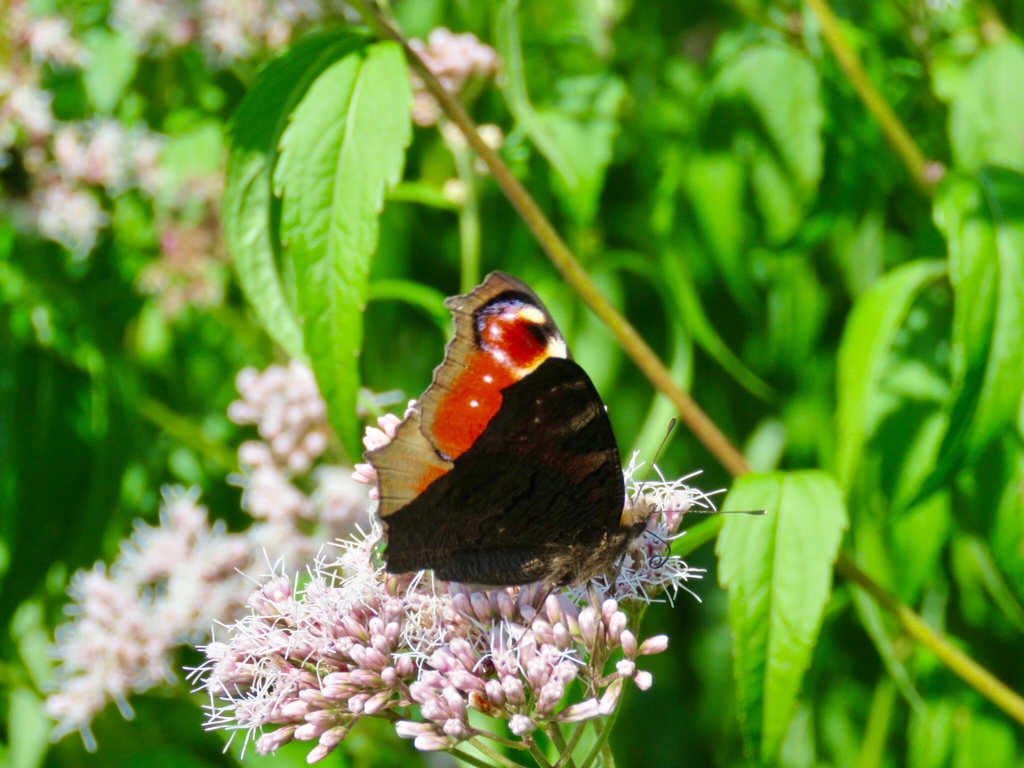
[367,272,647,587]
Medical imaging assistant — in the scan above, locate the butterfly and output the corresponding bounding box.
[366,271,649,587]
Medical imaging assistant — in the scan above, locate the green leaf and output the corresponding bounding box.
[991,447,1024,607]
[662,250,775,402]
[538,75,625,227]
[224,30,367,360]
[908,700,956,768]
[934,169,1024,456]
[952,713,1017,768]
[276,41,412,461]
[849,517,927,713]
[81,29,137,113]
[949,39,1024,172]
[684,151,756,309]
[717,470,848,764]
[835,260,947,490]
[713,45,823,243]
[367,279,450,335]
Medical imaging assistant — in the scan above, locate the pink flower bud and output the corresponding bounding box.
[558,698,601,722]
[619,629,638,659]
[599,679,624,715]
[470,592,491,622]
[318,725,350,749]
[443,717,469,738]
[364,690,392,714]
[510,714,538,735]
[578,607,599,648]
[396,721,435,739]
[633,671,653,690]
[485,679,505,707]
[606,611,627,646]
[601,599,619,624]
[395,656,416,678]
[501,676,525,705]
[615,659,636,677]
[639,635,669,655]
[256,725,297,753]
[414,732,452,751]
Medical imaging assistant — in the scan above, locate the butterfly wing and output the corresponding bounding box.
[381,356,625,585]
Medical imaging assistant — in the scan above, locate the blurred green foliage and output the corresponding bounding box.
[3,0,1024,766]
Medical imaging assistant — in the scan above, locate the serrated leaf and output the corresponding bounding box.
[949,39,1024,172]
[224,30,367,360]
[713,45,823,243]
[717,471,848,764]
[276,41,412,461]
[835,260,947,490]
[935,169,1024,457]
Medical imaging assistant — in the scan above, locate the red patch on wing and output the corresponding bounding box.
[433,353,515,459]
[480,314,548,367]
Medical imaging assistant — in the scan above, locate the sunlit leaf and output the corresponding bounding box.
[835,260,947,489]
[275,41,412,460]
[224,30,367,360]
[949,39,1024,172]
[712,45,823,243]
[717,470,847,763]
[934,169,1024,457]
[538,75,625,227]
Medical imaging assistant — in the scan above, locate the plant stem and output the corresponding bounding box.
[450,747,499,768]
[579,708,620,768]
[856,677,896,768]
[803,0,942,196]
[347,0,1024,734]
[469,736,533,768]
[451,141,482,293]
[528,739,555,768]
[549,721,583,768]
[836,555,1024,726]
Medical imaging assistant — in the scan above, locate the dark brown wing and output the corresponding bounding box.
[381,356,625,585]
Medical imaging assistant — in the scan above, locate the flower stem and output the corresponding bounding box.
[547,722,579,768]
[548,720,589,768]
[527,738,555,768]
[451,746,501,768]
[451,142,482,294]
[578,707,619,768]
[803,0,942,196]
[836,555,1024,726]
[469,736,533,768]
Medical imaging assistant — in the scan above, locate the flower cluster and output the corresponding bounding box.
[111,0,334,61]
[196,452,708,764]
[409,28,499,127]
[47,362,368,746]
[228,360,367,545]
[48,488,254,748]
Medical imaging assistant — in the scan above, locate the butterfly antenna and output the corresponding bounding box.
[635,418,677,500]
[686,508,767,516]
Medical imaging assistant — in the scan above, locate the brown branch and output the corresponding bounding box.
[803,0,943,196]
